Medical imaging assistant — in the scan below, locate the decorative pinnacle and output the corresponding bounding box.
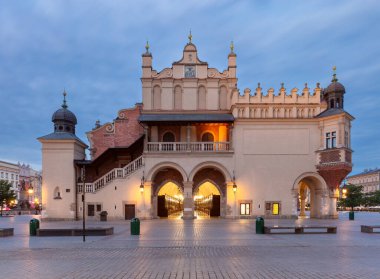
[188,30,192,43]
[230,41,234,53]
[281,82,284,89]
[62,90,68,109]
[332,66,338,82]
[145,40,149,53]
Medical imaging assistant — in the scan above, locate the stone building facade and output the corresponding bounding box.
[346,169,380,193]
[39,37,354,220]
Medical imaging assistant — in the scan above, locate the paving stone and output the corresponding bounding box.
[0,213,380,278]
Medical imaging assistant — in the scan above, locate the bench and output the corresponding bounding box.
[264,226,303,234]
[0,228,14,237]
[361,225,380,233]
[264,226,337,234]
[301,226,337,234]
[36,227,114,236]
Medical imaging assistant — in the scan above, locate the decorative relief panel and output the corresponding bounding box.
[152,68,173,79]
[207,68,229,79]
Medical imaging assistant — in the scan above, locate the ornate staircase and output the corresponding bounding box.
[77,156,144,193]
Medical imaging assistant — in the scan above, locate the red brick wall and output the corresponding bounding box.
[88,104,144,159]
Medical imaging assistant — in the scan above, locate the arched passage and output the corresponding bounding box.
[293,173,328,218]
[151,165,186,218]
[192,167,227,218]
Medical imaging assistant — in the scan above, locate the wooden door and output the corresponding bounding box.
[124,204,135,220]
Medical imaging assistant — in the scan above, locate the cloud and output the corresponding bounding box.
[0,0,380,173]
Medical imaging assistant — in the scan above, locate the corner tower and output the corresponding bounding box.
[38,92,87,220]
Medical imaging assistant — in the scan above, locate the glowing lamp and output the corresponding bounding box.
[233,183,237,193]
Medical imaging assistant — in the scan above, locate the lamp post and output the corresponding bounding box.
[81,166,86,242]
[140,174,145,218]
[233,182,237,219]
[28,187,34,210]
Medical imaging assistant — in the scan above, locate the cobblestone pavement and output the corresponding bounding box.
[1,212,380,278]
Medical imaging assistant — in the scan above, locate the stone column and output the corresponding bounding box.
[328,188,339,219]
[182,181,194,219]
[143,181,152,219]
[186,124,191,151]
[229,124,234,151]
[291,189,299,217]
[143,126,148,151]
[299,188,306,217]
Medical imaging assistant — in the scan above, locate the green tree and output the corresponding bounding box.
[340,184,364,211]
[364,190,380,207]
[0,180,17,216]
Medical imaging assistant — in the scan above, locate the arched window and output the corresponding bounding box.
[153,85,161,110]
[219,86,228,110]
[202,132,214,142]
[163,132,175,142]
[174,86,182,110]
[54,187,61,199]
[336,98,340,108]
[330,99,335,109]
[198,86,206,110]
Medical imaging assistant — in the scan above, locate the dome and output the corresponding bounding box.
[324,81,345,94]
[52,107,77,124]
[51,91,77,134]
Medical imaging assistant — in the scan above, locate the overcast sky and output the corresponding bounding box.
[0,0,379,174]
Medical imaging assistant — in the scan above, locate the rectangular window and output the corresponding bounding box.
[272,203,280,215]
[1,172,3,178]
[331,132,336,148]
[96,204,102,212]
[325,132,331,148]
[87,204,95,216]
[11,174,14,179]
[5,173,8,179]
[265,202,271,211]
[240,203,250,215]
[344,131,349,148]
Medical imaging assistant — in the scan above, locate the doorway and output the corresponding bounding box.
[125,204,135,220]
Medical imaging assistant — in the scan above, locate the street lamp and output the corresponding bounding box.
[28,187,34,209]
[232,172,237,219]
[140,174,145,218]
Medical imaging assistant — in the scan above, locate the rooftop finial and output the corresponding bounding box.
[230,41,234,53]
[62,89,68,109]
[188,30,192,43]
[145,40,149,53]
[332,66,338,82]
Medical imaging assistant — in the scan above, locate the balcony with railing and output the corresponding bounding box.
[146,141,232,153]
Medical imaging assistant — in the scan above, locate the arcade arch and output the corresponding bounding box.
[293,173,328,218]
[192,167,227,218]
[151,165,186,218]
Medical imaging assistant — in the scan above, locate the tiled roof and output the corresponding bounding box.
[38,132,88,147]
[316,108,354,119]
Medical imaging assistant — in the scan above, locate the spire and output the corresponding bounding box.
[145,40,150,53]
[230,41,234,53]
[62,90,68,109]
[332,66,338,82]
[188,30,192,43]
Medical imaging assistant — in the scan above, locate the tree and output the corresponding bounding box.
[339,184,364,211]
[364,190,380,207]
[0,180,17,216]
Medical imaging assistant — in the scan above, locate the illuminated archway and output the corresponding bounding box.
[151,165,186,218]
[192,166,227,218]
[194,180,221,218]
[157,181,184,218]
